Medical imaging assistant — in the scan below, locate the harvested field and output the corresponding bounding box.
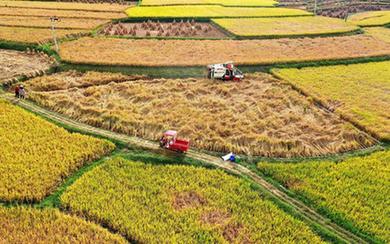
[0,99,115,202]
[0,26,86,44]
[0,207,126,243]
[126,5,312,18]
[27,72,375,157]
[0,49,53,84]
[0,6,126,19]
[213,16,360,38]
[0,0,127,12]
[101,20,227,38]
[272,61,390,141]
[140,0,278,7]
[348,10,390,26]
[258,150,390,242]
[0,16,109,30]
[365,27,390,43]
[61,158,323,243]
[59,35,390,66]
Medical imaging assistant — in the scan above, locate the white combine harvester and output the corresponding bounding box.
[207,61,244,81]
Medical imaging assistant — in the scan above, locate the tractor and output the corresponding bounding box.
[207,61,244,81]
[159,130,190,153]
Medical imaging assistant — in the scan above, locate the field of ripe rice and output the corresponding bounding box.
[0,0,127,12]
[0,49,53,84]
[0,16,109,30]
[258,150,390,242]
[0,6,126,19]
[59,36,390,66]
[0,99,115,202]
[0,26,86,44]
[348,10,390,27]
[126,5,311,18]
[365,27,390,43]
[0,207,126,243]
[61,158,324,243]
[272,61,390,141]
[140,0,277,7]
[28,72,374,157]
[213,16,360,37]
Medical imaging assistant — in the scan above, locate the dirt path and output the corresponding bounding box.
[0,92,368,243]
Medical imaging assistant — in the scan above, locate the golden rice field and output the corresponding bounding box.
[0,49,53,84]
[0,16,109,30]
[348,10,390,27]
[364,27,390,43]
[27,72,374,157]
[258,150,390,242]
[213,16,360,37]
[0,207,126,243]
[0,0,127,12]
[0,6,126,19]
[0,26,86,44]
[61,158,324,243]
[140,0,277,6]
[59,36,390,66]
[126,5,311,18]
[0,99,115,202]
[272,61,390,141]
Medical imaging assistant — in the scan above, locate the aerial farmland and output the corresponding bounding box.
[0,0,389,243]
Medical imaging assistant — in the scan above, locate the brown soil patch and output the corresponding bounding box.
[100,20,227,38]
[200,210,231,225]
[223,223,253,243]
[172,191,207,210]
[0,49,54,85]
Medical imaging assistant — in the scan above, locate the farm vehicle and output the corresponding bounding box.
[207,62,244,81]
[159,130,190,153]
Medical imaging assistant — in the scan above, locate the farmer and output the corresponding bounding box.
[19,85,26,99]
[14,85,20,98]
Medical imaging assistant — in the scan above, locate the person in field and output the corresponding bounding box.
[19,85,26,99]
[14,85,20,98]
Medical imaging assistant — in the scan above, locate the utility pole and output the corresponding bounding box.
[50,16,60,52]
[313,0,317,15]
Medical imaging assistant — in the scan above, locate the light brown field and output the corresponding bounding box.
[0,49,53,84]
[0,16,109,29]
[59,35,390,66]
[0,0,128,12]
[0,6,127,19]
[0,26,86,44]
[27,71,375,157]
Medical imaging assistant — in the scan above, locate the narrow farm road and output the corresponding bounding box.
[1,92,368,244]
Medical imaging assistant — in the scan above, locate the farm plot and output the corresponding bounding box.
[365,27,390,43]
[140,0,278,7]
[27,72,374,157]
[0,49,54,84]
[61,158,324,243]
[0,0,127,12]
[348,10,390,27]
[0,99,115,202]
[272,61,390,141]
[0,207,126,243]
[0,7,126,19]
[0,16,109,30]
[0,26,86,44]
[101,20,228,38]
[125,5,312,18]
[59,35,390,66]
[213,16,360,38]
[258,150,390,242]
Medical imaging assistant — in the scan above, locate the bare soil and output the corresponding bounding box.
[101,20,227,38]
[172,191,207,210]
[0,49,53,84]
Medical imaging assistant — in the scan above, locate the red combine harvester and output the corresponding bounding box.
[159,130,190,153]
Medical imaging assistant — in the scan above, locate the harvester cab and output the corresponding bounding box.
[207,61,244,81]
[159,130,190,153]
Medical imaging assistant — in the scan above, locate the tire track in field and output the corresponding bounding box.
[0,93,368,244]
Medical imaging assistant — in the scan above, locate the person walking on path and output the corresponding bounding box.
[14,85,20,98]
